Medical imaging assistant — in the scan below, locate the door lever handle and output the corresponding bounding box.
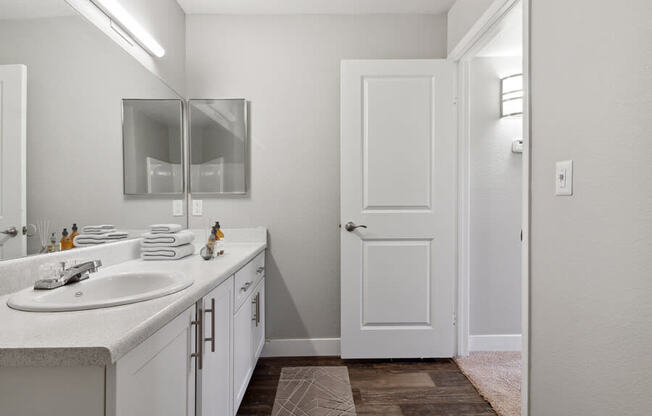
[1,227,18,237]
[344,222,367,232]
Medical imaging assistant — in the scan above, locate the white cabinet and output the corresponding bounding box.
[233,293,254,411]
[111,305,196,416]
[252,278,265,360]
[233,252,266,415]
[198,278,234,416]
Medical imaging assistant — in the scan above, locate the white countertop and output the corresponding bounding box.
[0,242,266,367]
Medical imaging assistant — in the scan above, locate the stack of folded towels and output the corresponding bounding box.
[73,225,129,247]
[141,224,195,261]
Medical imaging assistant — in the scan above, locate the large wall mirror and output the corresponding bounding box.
[0,0,187,261]
[189,99,248,195]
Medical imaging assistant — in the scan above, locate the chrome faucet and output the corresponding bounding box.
[34,260,102,290]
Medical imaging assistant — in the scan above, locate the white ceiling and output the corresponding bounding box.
[177,0,456,15]
[0,0,74,19]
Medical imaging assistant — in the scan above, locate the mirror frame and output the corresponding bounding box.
[188,98,249,197]
[121,98,186,197]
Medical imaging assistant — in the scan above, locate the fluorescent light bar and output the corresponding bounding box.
[91,0,165,58]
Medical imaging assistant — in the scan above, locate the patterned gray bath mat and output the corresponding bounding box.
[271,366,357,416]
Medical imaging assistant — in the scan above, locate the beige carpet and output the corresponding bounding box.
[454,352,521,416]
[272,366,356,416]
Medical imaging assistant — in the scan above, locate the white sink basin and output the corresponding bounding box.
[7,271,193,312]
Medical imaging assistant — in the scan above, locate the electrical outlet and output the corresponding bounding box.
[172,200,184,216]
[192,199,203,216]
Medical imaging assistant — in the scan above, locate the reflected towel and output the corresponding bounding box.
[141,243,195,260]
[149,224,183,234]
[141,230,195,247]
[73,231,129,246]
[81,225,115,234]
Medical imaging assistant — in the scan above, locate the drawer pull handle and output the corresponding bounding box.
[256,266,264,274]
[241,281,252,291]
[204,298,216,353]
[191,303,203,369]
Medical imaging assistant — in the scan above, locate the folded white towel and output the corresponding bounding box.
[149,224,183,234]
[141,230,195,247]
[82,224,115,234]
[73,231,129,246]
[141,243,195,260]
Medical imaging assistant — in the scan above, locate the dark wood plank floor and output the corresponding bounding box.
[237,357,496,416]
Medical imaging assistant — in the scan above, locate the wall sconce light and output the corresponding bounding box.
[500,74,523,118]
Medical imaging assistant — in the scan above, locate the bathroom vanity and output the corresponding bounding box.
[0,229,266,416]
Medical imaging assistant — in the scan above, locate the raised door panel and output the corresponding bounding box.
[200,277,234,416]
[113,306,195,416]
[233,296,253,414]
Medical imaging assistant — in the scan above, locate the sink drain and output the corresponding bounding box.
[75,291,83,297]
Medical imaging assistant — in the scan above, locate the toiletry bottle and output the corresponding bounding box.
[214,226,222,257]
[60,228,72,251]
[208,226,217,257]
[216,222,225,255]
[70,223,79,248]
[48,232,58,252]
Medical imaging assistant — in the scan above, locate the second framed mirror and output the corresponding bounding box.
[189,99,248,196]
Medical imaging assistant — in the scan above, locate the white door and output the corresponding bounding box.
[0,65,27,260]
[199,277,233,416]
[340,60,456,358]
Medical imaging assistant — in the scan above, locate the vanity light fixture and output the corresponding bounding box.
[500,73,523,118]
[90,0,165,58]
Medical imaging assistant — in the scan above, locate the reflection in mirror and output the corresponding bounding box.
[123,99,184,195]
[0,0,187,260]
[189,99,248,195]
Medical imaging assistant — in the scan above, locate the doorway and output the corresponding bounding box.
[454,1,528,415]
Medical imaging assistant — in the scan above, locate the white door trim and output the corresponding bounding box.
[450,1,530,415]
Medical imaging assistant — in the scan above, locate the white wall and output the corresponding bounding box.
[530,0,652,414]
[0,16,184,254]
[447,0,495,54]
[186,14,448,340]
[469,56,522,336]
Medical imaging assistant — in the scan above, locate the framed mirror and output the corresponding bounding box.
[122,99,184,196]
[189,99,248,195]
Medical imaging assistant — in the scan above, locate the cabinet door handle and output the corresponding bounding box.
[251,294,258,326]
[241,281,252,291]
[256,266,264,274]
[191,302,203,369]
[256,292,261,326]
[204,298,215,353]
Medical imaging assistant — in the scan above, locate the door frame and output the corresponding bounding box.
[450,0,530,415]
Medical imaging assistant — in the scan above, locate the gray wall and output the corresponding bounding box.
[0,16,185,254]
[470,57,522,336]
[186,14,448,340]
[530,0,652,414]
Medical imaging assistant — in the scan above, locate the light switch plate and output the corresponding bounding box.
[172,200,184,217]
[555,160,573,196]
[192,199,203,216]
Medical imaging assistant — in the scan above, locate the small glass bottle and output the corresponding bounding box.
[60,228,72,251]
[47,232,58,252]
[70,223,79,248]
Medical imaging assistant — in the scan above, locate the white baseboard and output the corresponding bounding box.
[469,334,522,352]
[261,338,340,357]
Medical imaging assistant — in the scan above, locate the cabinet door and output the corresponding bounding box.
[112,306,196,416]
[199,277,234,416]
[233,297,253,413]
[252,278,265,360]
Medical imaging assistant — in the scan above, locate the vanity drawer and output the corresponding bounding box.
[234,251,265,311]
